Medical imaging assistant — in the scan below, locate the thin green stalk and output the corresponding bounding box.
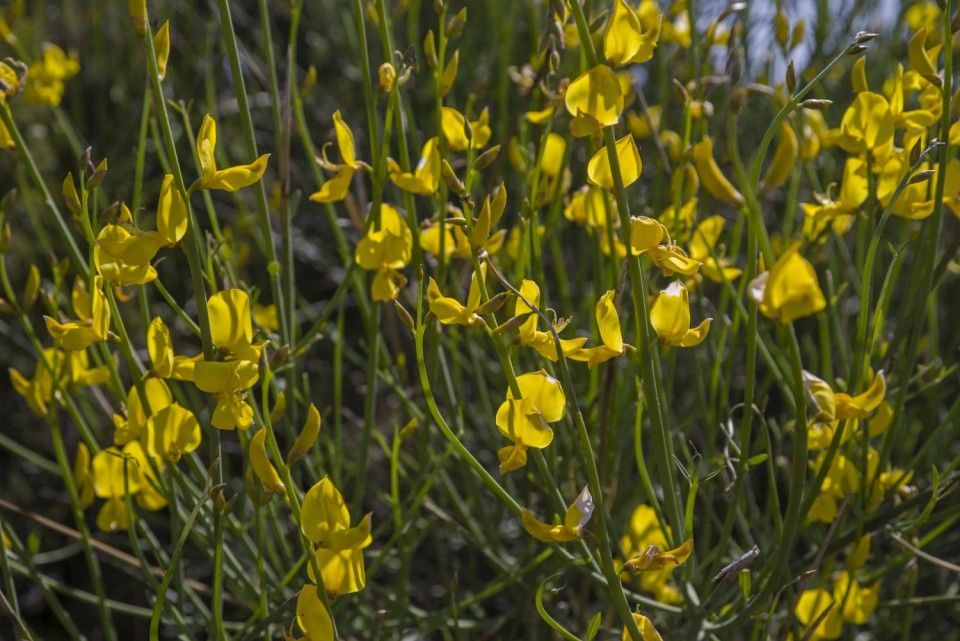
[214,0,289,348]
[565,0,683,554]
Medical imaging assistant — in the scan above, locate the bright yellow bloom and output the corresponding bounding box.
[113,379,174,445]
[692,137,743,207]
[795,588,842,640]
[650,281,711,347]
[208,289,264,362]
[513,280,588,362]
[603,0,661,67]
[564,186,613,229]
[355,204,413,301]
[689,215,741,283]
[587,134,642,190]
[539,133,567,178]
[145,403,201,463]
[419,216,506,260]
[621,613,662,641]
[876,150,937,220]
[908,27,940,86]
[156,174,188,245]
[194,360,259,430]
[629,216,664,255]
[248,428,285,495]
[565,65,624,136]
[10,348,108,417]
[288,403,322,464]
[623,538,693,573]
[759,123,798,196]
[834,571,879,624]
[295,584,334,641]
[496,370,566,474]
[300,476,372,596]
[389,137,441,196]
[427,266,486,327]
[45,276,111,351]
[748,243,826,323]
[310,110,365,203]
[196,114,270,191]
[92,445,143,532]
[568,291,630,367]
[838,92,894,157]
[522,486,594,543]
[146,316,200,381]
[620,504,683,603]
[440,106,492,151]
[802,158,867,240]
[25,43,79,106]
[647,241,701,279]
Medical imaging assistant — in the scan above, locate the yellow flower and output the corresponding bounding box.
[196,114,270,191]
[355,204,413,301]
[838,92,894,157]
[495,370,566,474]
[92,445,144,532]
[621,613,662,641]
[522,486,594,543]
[807,453,858,523]
[795,588,842,640]
[194,360,260,430]
[692,136,743,207]
[248,428,285,495]
[629,216,664,255]
[802,157,867,240]
[603,0,661,67]
[288,404,322,464]
[45,276,111,351]
[300,476,372,596]
[648,243,701,278]
[208,289,264,362]
[568,290,630,367]
[25,43,79,106]
[748,242,826,323]
[623,538,693,573]
[145,403,201,463]
[587,134,642,190]
[833,571,879,625]
[565,65,624,136]
[427,267,485,327]
[688,215,741,283]
[113,379,174,445]
[620,504,683,603]
[146,316,200,381]
[440,106,492,151]
[10,347,108,417]
[388,137,441,195]
[309,110,365,203]
[539,133,567,178]
[513,280,587,362]
[564,186,613,229]
[650,281,711,347]
[876,150,936,220]
[156,174,188,245]
[295,584,334,641]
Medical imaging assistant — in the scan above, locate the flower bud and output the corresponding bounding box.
[379,62,396,93]
[475,144,500,170]
[394,300,414,330]
[786,60,797,94]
